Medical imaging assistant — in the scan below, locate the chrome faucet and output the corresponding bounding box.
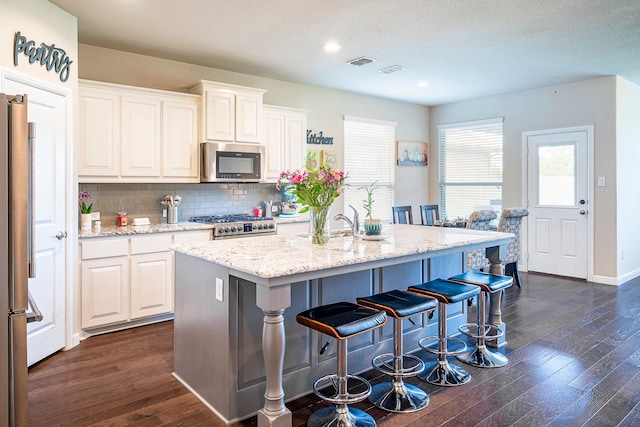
[334,205,361,236]
[348,205,360,235]
[334,214,354,235]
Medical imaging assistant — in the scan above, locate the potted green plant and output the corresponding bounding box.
[358,180,382,235]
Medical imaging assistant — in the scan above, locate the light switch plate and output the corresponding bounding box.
[215,278,223,302]
[597,176,606,187]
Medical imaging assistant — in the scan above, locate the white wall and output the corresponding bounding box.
[77,45,431,221]
[616,77,640,281]
[0,0,78,88]
[430,77,619,281]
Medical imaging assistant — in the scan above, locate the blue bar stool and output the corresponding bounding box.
[296,302,387,427]
[408,279,480,386]
[356,290,438,413]
[448,270,513,367]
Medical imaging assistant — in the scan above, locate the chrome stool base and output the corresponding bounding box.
[308,405,376,427]
[369,381,429,413]
[419,360,472,386]
[457,345,508,368]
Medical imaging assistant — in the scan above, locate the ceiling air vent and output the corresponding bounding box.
[379,65,405,74]
[347,56,376,66]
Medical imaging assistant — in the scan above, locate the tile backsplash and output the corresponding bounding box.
[79,182,282,225]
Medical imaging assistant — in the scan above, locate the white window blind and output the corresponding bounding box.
[438,118,503,219]
[344,116,396,222]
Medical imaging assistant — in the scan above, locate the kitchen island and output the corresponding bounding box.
[171,224,513,426]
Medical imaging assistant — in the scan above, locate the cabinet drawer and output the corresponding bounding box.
[173,230,212,244]
[81,238,129,260]
[131,234,173,254]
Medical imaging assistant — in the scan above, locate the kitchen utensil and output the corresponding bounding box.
[263,200,272,218]
[174,195,182,207]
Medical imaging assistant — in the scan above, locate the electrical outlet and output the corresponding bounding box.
[215,278,223,302]
[597,176,606,187]
[162,208,167,218]
[91,211,100,220]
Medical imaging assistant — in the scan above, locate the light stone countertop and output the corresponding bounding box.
[172,224,514,280]
[78,221,214,238]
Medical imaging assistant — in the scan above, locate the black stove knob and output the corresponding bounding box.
[218,227,225,233]
[225,226,231,232]
[269,223,275,229]
[230,225,237,232]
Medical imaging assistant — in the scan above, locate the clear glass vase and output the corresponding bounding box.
[308,205,331,245]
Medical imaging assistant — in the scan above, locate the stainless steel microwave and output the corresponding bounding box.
[200,142,264,182]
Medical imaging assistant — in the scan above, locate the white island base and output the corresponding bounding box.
[172,225,513,426]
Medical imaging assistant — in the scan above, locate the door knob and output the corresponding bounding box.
[579,210,586,215]
[55,231,67,240]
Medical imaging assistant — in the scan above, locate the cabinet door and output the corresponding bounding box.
[264,111,285,181]
[78,89,120,178]
[285,112,306,172]
[162,99,199,179]
[236,93,263,143]
[81,257,129,328]
[130,252,173,319]
[121,95,161,177]
[204,91,234,141]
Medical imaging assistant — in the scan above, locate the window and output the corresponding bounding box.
[343,116,396,222]
[438,118,503,219]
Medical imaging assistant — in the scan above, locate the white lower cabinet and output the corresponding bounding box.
[81,256,129,328]
[130,251,173,319]
[80,230,211,334]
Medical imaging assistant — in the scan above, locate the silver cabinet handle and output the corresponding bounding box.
[27,290,43,323]
[55,231,67,240]
[28,122,36,278]
[579,210,587,215]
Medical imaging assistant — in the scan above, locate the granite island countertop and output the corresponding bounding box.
[78,221,214,239]
[172,224,514,280]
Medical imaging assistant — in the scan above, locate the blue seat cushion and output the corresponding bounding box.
[357,289,437,318]
[408,279,480,304]
[296,301,387,339]
[449,270,513,292]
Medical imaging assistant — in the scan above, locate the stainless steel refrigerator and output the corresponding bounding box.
[1,93,41,427]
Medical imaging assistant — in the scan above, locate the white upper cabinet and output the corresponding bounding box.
[263,105,308,182]
[121,95,161,177]
[191,80,266,144]
[79,80,200,183]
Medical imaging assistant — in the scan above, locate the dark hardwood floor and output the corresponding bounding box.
[28,273,640,426]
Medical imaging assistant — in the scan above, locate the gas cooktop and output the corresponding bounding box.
[190,214,274,224]
[190,214,275,239]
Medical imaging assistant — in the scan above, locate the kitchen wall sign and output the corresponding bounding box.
[307,129,333,145]
[13,31,73,83]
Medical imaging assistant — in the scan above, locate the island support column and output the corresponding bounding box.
[256,283,293,427]
[486,244,507,348]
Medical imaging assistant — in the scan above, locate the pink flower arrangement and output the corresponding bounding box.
[277,167,346,212]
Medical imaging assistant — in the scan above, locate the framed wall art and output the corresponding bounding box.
[397,141,428,166]
[321,150,339,169]
[306,149,321,169]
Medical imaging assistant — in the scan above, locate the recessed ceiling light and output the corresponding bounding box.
[417,81,430,87]
[323,42,341,52]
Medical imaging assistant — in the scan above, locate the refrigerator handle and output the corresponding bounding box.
[28,122,35,278]
[27,290,43,323]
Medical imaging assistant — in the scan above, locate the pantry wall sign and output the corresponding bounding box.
[13,31,73,83]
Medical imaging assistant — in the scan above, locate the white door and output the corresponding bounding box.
[526,128,590,279]
[4,78,67,366]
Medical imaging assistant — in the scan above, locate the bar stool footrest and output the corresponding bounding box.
[313,374,371,405]
[458,323,504,340]
[418,335,467,356]
[308,405,376,427]
[372,352,425,378]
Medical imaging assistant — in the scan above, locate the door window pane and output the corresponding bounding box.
[537,143,576,206]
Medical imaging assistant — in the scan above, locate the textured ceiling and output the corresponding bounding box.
[49,0,640,106]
